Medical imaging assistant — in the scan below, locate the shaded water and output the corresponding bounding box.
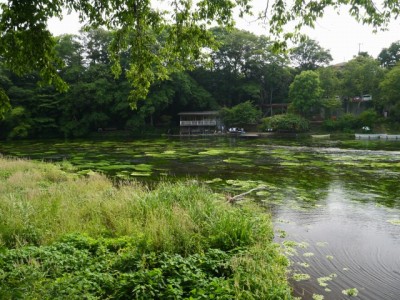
[1,136,399,299]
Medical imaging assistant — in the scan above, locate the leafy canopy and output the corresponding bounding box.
[0,0,251,116]
[289,70,323,118]
[1,0,400,117]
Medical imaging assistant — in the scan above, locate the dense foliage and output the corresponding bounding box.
[220,101,262,129]
[0,10,400,138]
[260,114,309,132]
[289,70,323,118]
[0,157,291,299]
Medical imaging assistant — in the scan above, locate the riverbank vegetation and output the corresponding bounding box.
[0,156,291,299]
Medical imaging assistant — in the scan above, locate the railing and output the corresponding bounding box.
[180,120,217,126]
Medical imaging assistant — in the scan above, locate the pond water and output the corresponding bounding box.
[1,136,399,299]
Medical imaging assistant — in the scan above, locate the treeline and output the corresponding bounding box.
[0,28,399,139]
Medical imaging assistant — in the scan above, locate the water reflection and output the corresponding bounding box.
[274,182,400,299]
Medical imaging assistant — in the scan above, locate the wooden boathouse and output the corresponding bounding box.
[178,111,221,135]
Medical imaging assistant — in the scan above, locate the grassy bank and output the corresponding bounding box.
[0,156,291,299]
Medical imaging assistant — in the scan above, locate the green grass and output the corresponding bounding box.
[0,156,291,299]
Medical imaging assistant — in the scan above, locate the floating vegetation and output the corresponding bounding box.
[297,262,310,268]
[316,241,328,247]
[223,157,254,166]
[283,240,298,247]
[130,171,152,177]
[317,273,337,287]
[342,288,359,296]
[298,242,309,249]
[276,219,292,224]
[326,255,334,260]
[132,164,153,171]
[225,179,264,190]
[325,288,331,292]
[163,150,176,155]
[292,273,310,281]
[277,229,287,238]
[205,178,223,184]
[198,149,250,156]
[303,252,314,257]
[387,219,400,225]
[312,294,324,300]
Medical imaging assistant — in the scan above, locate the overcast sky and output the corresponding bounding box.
[48,2,400,65]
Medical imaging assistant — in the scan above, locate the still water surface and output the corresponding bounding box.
[1,137,399,299]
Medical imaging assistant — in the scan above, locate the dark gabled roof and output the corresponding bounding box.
[178,111,219,116]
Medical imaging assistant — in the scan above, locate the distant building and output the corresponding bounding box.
[178,111,222,135]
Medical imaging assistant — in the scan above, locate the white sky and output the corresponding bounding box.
[48,2,400,64]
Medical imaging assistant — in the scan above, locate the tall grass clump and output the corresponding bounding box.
[0,157,291,299]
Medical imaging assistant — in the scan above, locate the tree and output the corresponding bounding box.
[378,41,400,69]
[0,0,252,116]
[1,0,400,118]
[340,55,385,100]
[291,39,332,71]
[220,101,262,128]
[266,1,400,48]
[289,70,323,118]
[379,64,400,120]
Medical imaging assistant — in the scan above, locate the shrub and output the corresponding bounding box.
[260,114,309,132]
[358,109,380,128]
[323,111,380,132]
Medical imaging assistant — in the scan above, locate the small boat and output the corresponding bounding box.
[311,134,330,139]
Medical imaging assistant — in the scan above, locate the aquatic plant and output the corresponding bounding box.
[342,288,359,296]
[317,274,337,287]
[312,294,324,300]
[387,219,400,225]
[297,262,310,268]
[292,273,310,281]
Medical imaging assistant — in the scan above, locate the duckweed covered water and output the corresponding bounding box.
[1,136,399,299]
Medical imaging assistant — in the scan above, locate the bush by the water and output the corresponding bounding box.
[0,157,291,299]
[260,114,309,132]
[323,110,381,132]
